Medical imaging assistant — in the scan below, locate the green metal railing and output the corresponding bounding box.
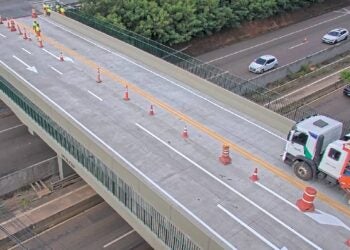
[65,9,350,134]
[64,10,313,119]
[0,75,200,250]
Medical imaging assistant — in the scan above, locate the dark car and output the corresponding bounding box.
[343,85,350,96]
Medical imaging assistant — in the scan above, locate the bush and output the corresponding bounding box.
[341,70,350,82]
[79,0,324,45]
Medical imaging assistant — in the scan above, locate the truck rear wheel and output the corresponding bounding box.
[293,161,313,181]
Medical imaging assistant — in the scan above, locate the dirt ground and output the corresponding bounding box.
[178,0,350,56]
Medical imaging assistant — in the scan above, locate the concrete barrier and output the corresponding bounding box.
[0,156,58,197]
[50,11,294,135]
[252,39,350,87]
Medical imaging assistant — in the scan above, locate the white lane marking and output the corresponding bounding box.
[39,16,285,141]
[50,66,63,75]
[103,230,135,248]
[255,182,350,232]
[289,41,308,50]
[217,204,281,250]
[12,55,38,73]
[206,13,348,63]
[270,64,350,104]
[0,60,236,250]
[64,56,74,63]
[87,90,103,101]
[0,33,6,38]
[21,48,32,55]
[42,48,59,60]
[135,122,321,250]
[7,186,95,250]
[0,124,24,134]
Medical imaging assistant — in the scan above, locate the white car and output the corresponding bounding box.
[249,55,278,74]
[322,28,349,44]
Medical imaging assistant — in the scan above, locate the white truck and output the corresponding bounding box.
[283,115,350,192]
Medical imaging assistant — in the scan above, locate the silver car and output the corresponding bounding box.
[249,55,278,74]
[322,28,349,44]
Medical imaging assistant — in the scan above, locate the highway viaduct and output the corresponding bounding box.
[1,11,350,250]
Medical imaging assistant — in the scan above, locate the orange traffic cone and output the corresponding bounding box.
[59,52,64,62]
[10,20,16,32]
[149,105,154,116]
[38,36,43,48]
[219,144,231,165]
[23,28,28,39]
[249,168,259,182]
[345,239,350,247]
[96,67,102,83]
[123,85,130,101]
[32,9,37,18]
[182,125,189,139]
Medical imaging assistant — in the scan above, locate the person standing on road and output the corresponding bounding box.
[59,6,65,15]
[47,7,51,17]
[32,20,38,32]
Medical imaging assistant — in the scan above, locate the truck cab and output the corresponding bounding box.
[283,115,343,180]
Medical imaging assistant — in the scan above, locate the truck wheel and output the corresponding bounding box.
[293,161,313,181]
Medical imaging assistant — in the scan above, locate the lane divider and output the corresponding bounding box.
[16,21,350,218]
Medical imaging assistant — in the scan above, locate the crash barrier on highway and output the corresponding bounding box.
[63,10,349,131]
[0,71,226,249]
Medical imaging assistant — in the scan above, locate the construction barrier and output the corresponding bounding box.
[149,105,154,116]
[249,168,259,182]
[219,145,231,165]
[96,67,102,83]
[296,186,317,212]
[182,125,188,139]
[123,85,130,101]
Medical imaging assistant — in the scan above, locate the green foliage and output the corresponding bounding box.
[341,70,350,82]
[79,0,323,45]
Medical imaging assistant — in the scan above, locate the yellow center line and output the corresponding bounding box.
[17,21,350,217]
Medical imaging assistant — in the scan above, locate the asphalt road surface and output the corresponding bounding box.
[198,6,350,80]
[0,100,56,177]
[307,87,350,122]
[0,0,32,19]
[10,202,152,250]
[0,14,349,249]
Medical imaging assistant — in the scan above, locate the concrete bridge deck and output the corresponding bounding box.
[0,13,349,249]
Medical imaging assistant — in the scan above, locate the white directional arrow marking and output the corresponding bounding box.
[305,210,350,231]
[64,56,74,63]
[0,33,6,38]
[12,55,38,73]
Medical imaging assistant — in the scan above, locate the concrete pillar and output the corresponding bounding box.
[58,156,75,179]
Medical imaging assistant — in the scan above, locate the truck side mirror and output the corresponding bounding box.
[288,130,295,142]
